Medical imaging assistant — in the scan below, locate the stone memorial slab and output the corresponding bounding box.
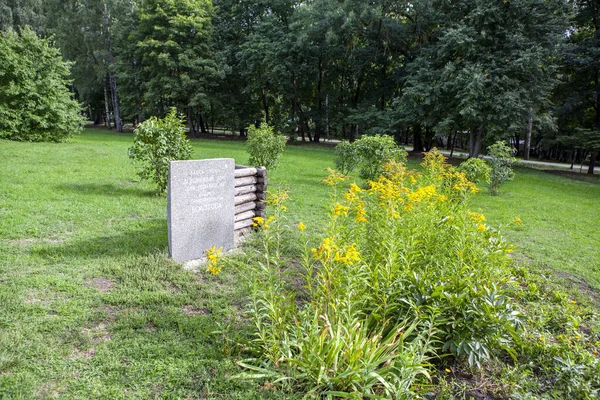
[168,159,235,262]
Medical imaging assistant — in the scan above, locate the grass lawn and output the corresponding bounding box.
[469,166,600,294]
[0,127,598,398]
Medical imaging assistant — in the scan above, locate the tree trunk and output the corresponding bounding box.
[109,74,122,132]
[589,151,597,174]
[187,108,197,137]
[103,83,111,129]
[524,109,533,160]
[198,113,208,134]
[450,132,457,157]
[315,58,324,142]
[469,125,484,157]
[413,124,424,152]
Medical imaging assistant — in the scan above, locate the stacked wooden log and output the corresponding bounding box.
[233,165,266,243]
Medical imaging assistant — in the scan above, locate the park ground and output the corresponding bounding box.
[0,128,599,398]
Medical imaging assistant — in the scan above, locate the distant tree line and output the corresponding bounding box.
[1,0,600,172]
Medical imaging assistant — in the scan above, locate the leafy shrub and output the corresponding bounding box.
[128,108,192,194]
[236,149,523,397]
[246,122,286,170]
[487,141,516,195]
[354,134,407,181]
[0,28,83,142]
[458,157,492,184]
[333,140,359,175]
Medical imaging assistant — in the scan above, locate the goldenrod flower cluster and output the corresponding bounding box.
[265,190,289,206]
[323,168,349,186]
[333,203,350,217]
[469,212,486,223]
[312,238,361,265]
[253,216,276,229]
[205,245,223,275]
[406,185,437,203]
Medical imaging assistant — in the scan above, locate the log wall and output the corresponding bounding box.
[233,165,266,244]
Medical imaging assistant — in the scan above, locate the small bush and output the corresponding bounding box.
[128,108,192,194]
[487,141,516,195]
[352,134,407,182]
[0,28,83,142]
[458,157,492,184]
[333,140,359,175]
[246,122,286,170]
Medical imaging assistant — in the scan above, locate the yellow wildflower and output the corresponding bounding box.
[476,224,487,232]
[349,183,362,193]
[469,212,486,223]
[265,189,289,206]
[252,216,265,227]
[205,245,223,275]
[513,215,523,227]
[323,168,349,186]
[406,185,436,203]
[298,222,306,231]
[344,244,361,264]
[354,201,368,223]
[333,203,350,217]
[333,244,361,265]
[312,237,337,262]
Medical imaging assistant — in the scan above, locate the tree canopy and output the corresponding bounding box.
[4,0,600,171]
[0,28,82,142]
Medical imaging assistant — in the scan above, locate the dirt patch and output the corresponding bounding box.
[553,271,600,309]
[443,369,508,400]
[165,281,180,292]
[83,348,96,359]
[81,322,112,343]
[87,277,114,293]
[182,305,210,316]
[8,236,68,246]
[36,381,62,398]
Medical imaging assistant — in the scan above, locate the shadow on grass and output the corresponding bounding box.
[32,219,168,260]
[55,183,156,198]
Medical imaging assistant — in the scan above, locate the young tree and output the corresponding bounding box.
[0,28,83,142]
[128,108,192,193]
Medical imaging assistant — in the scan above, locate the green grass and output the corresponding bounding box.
[470,166,600,293]
[0,129,291,399]
[0,128,598,398]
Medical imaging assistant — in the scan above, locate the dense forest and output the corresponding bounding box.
[1,0,600,171]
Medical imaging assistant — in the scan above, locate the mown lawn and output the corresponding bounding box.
[470,166,600,293]
[0,128,598,398]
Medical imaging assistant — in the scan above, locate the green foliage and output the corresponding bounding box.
[353,134,407,181]
[134,0,218,121]
[236,190,434,398]
[458,157,492,184]
[487,141,516,195]
[128,108,192,194]
[333,140,359,175]
[238,151,524,397]
[246,122,287,170]
[0,28,83,142]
